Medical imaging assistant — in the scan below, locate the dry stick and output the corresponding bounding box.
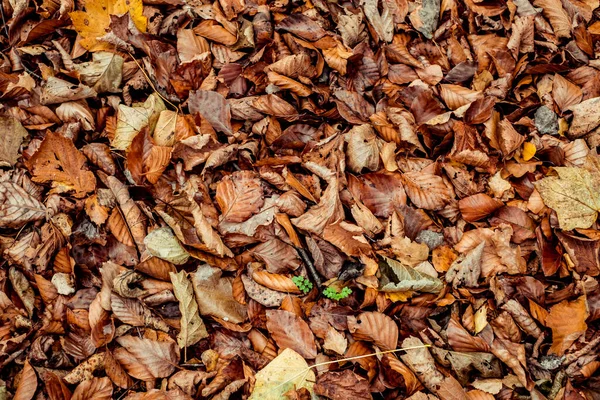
[275,213,321,287]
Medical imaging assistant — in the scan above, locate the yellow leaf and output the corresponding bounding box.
[385,291,414,302]
[249,348,315,400]
[70,0,147,51]
[522,142,536,161]
[534,167,600,230]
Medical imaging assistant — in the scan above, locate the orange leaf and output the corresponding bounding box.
[72,377,113,400]
[25,132,96,198]
[14,359,37,400]
[546,296,588,356]
[266,310,317,359]
[347,312,399,351]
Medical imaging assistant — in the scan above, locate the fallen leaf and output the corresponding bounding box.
[546,296,588,356]
[534,167,600,230]
[116,334,180,378]
[188,90,233,135]
[112,93,166,151]
[170,270,209,348]
[401,337,467,400]
[144,226,190,265]
[266,310,317,359]
[347,311,399,351]
[25,132,96,198]
[0,116,28,167]
[13,360,37,400]
[248,348,315,400]
[0,181,46,228]
[70,0,147,50]
[72,377,113,400]
[314,370,372,400]
[216,171,264,223]
[380,256,443,294]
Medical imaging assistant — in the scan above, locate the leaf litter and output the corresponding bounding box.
[2,0,600,398]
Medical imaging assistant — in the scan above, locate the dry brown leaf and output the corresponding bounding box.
[440,85,483,110]
[170,270,209,348]
[116,334,180,378]
[0,116,28,167]
[192,264,247,323]
[553,74,583,112]
[402,172,453,211]
[266,310,317,359]
[252,270,301,294]
[105,349,134,389]
[13,359,37,400]
[546,296,588,356]
[25,132,96,197]
[216,171,264,223]
[533,0,571,39]
[401,337,467,400]
[0,181,46,228]
[347,312,398,351]
[72,377,113,400]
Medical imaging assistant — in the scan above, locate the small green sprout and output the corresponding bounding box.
[323,286,352,301]
[292,276,313,294]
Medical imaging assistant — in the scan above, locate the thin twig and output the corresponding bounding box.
[295,246,322,287]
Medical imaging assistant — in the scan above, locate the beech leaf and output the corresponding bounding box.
[170,270,209,348]
[534,167,600,230]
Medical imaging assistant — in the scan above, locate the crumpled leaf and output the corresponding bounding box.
[192,264,247,324]
[446,242,484,288]
[568,97,600,138]
[314,370,372,400]
[74,52,124,93]
[170,270,209,348]
[379,256,443,293]
[401,337,467,400]
[534,167,600,230]
[361,0,394,42]
[248,348,315,400]
[112,93,166,151]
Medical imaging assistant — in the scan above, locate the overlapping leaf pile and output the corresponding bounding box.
[2,0,600,398]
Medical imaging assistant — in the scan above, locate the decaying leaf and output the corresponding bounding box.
[248,348,315,400]
[379,256,443,294]
[25,132,96,198]
[116,334,180,378]
[170,270,209,348]
[266,310,317,359]
[0,116,28,167]
[534,167,600,230]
